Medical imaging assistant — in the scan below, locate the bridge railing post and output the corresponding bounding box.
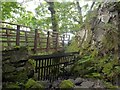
[25,28,28,46]
[6,30,11,49]
[34,29,38,53]
[62,34,65,48]
[55,32,58,51]
[46,31,50,52]
[16,25,20,46]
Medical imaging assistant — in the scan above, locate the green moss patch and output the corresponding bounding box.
[25,78,44,88]
[59,80,75,88]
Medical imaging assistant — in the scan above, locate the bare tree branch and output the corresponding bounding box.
[76,1,83,23]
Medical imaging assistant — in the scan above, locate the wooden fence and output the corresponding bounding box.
[0,21,70,53]
[30,52,79,81]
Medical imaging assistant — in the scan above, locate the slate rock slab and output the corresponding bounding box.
[2,64,15,73]
[74,77,84,85]
[67,79,75,83]
[92,80,105,88]
[37,80,51,88]
[52,79,62,88]
[74,85,82,88]
[80,81,94,88]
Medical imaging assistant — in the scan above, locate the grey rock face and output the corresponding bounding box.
[74,77,84,85]
[52,79,62,88]
[67,79,75,83]
[92,80,105,88]
[80,81,94,88]
[10,48,29,63]
[74,85,82,88]
[16,67,24,72]
[2,64,15,73]
[37,80,51,88]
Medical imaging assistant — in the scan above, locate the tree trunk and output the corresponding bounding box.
[47,2,58,32]
[47,2,59,50]
[76,1,83,23]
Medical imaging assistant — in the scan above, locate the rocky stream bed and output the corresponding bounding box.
[35,77,106,89]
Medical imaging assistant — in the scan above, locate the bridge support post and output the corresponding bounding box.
[34,29,38,53]
[46,31,50,52]
[16,25,20,46]
[62,34,65,48]
[55,32,58,51]
[6,30,11,49]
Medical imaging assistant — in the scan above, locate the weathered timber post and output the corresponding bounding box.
[55,32,58,51]
[34,29,38,53]
[6,30,11,48]
[16,25,20,46]
[46,31,50,52]
[68,35,70,45]
[25,31,28,46]
[38,33,41,49]
[62,34,65,48]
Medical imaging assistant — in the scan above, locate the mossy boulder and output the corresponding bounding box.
[25,78,44,88]
[59,80,75,88]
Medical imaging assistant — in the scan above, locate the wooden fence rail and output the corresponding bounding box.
[0,21,70,53]
[30,52,79,81]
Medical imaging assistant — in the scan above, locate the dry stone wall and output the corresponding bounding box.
[2,47,34,88]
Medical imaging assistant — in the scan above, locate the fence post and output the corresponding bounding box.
[25,31,28,46]
[55,32,58,51]
[34,29,38,53]
[68,35,70,45]
[38,33,41,49]
[6,30,11,49]
[46,31,50,52]
[16,25,20,46]
[62,34,65,47]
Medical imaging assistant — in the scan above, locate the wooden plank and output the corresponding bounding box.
[41,59,44,80]
[0,27,16,31]
[1,21,31,28]
[44,59,46,80]
[35,60,38,73]
[39,41,47,43]
[30,52,79,60]
[1,34,15,36]
[38,60,40,80]
[46,59,49,80]
[39,37,47,39]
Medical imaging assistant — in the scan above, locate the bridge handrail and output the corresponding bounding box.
[1,21,71,53]
[30,52,79,60]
